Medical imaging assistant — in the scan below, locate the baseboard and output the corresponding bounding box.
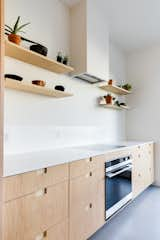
[152,181,160,187]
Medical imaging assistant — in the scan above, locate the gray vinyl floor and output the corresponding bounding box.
[89,186,160,240]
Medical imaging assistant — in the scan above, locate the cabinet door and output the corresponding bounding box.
[132,143,154,198]
[3,181,68,240]
[69,168,105,240]
[3,163,68,202]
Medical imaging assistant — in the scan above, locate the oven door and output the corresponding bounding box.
[105,163,132,220]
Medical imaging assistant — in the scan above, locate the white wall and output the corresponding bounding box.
[4,0,127,154]
[126,45,160,185]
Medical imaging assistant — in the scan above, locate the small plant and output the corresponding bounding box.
[122,83,132,91]
[5,16,30,45]
[104,94,113,104]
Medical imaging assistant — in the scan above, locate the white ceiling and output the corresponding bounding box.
[64,0,160,52]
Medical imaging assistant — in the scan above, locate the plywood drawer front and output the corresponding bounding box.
[3,181,68,240]
[132,143,154,198]
[70,180,105,240]
[70,168,104,212]
[46,220,68,240]
[3,163,68,202]
[70,155,105,179]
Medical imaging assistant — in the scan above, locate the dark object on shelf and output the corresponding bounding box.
[5,74,23,81]
[32,80,46,87]
[55,85,65,92]
[63,56,68,65]
[115,100,121,107]
[57,52,63,63]
[120,103,127,106]
[30,44,48,56]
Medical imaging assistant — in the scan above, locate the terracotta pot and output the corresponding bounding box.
[105,95,112,104]
[8,34,21,45]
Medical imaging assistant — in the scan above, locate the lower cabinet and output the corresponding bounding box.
[3,181,68,240]
[132,143,154,198]
[69,162,105,240]
[0,143,154,240]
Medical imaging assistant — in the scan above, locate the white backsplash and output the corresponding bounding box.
[4,126,125,155]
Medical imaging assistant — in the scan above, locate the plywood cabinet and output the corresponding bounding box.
[0,143,154,240]
[2,163,68,202]
[69,156,105,240]
[132,143,154,198]
[2,163,69,240]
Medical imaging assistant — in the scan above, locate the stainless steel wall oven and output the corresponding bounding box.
[105,156,132,220]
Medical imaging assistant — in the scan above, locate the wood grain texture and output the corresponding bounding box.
[3,181,68,240]
[100,84,131,95]
[0,0,4,177]
[2,163,69,202]
[0,1,4,239]
[132,143,154,198]
[5,78,73,98]
[69,167,105,240]
[46,219,68,240]
[70,155,105,179]
[5,40,74,74]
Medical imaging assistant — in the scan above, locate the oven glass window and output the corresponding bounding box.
[106,170,132,210]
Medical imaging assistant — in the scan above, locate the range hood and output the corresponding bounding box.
[70,0,109,83]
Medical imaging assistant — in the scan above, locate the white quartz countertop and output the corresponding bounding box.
[4,141,153,177]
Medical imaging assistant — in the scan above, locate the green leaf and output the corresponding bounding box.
[13,16,21,32]
[16,22,30,32]
[5,24,13,31]
[5,28,12,33]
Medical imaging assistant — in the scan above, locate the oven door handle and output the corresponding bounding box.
[106,165,132,178]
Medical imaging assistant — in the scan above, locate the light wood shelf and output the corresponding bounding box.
[5,78,73,98]
[99,102,129,110]
[5,40,74,74]
[99,84,131,95]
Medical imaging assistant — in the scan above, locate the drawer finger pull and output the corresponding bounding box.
[89,203,93,208]
[44,188,48,194]
[35,188,47,197]
[90,172,92,177]
[36,168,48,176]
[35,231,47,240]
[43,231,47,238]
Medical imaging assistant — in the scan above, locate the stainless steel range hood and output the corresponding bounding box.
[74,73,106,84]
[70,0,109,84]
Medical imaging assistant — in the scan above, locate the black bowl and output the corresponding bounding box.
[30,44,48,56]
[55,85,65,92]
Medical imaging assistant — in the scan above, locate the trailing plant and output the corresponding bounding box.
[5,16,30,35]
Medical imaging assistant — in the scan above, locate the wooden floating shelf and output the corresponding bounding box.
[5,40,74,74]
[99,102,129,110]
[99,84,131,95]
[5,78,73,98]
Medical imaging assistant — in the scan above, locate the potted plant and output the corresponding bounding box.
[5,16,30,45]
[122,83,132,91]
[104,94,113,104]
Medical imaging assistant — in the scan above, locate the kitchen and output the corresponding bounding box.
[0,0,159,239]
